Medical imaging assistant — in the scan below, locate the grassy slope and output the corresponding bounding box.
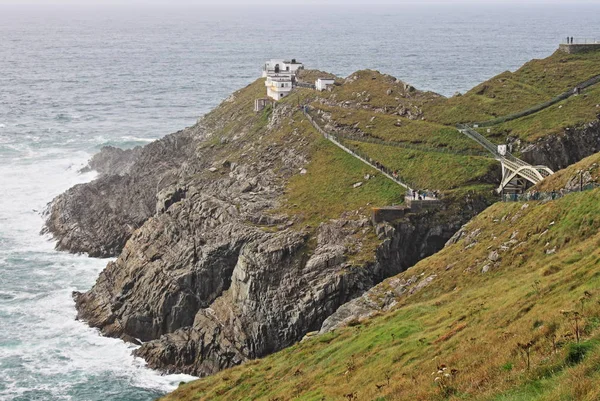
[307,70,499,193]
[422,50,600,127]
[483,85,600,143]
[302,50,600,195]
[346,140,497,191]
[199,79,404,223]
[162,187,600,401]
[533,152,600,192]
[316,105,482,153]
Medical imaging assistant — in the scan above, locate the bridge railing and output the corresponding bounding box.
[457,125,500,156]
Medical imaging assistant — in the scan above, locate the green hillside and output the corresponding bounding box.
[162,183,600,401]
[422,50,600,126]
[159,50,600,401]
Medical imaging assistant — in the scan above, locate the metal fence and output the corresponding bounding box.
[562,38,600,45]
[502,183,599,202]
[337,131,492,158]
[470,73,600,128]
[302,106,416,190]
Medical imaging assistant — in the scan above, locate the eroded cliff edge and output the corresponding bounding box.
[45,63,600,377]
[42,76,501,376]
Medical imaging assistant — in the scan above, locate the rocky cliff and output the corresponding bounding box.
[43,129,200,258]
[44,76,499,377]
[130,196,487,376]
[519,117,600,171]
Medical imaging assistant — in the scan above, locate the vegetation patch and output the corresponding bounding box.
[162,189,600,401]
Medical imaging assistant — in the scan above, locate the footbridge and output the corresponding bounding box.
[457,125,554,193]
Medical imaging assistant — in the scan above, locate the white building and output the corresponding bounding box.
[266,75,294,100]
[262,59,303,78]
[262,59,303,100]
[316,78,335,91]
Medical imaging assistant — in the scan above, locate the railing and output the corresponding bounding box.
[562,38,600,45]
[470,73,600,128]
[456,125,500,156]
[303,106,415,191]
[502,183,599,202]
[333,128,492,158]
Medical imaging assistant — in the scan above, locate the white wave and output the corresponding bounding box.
[120,136,155,143]
[0,148,196,400]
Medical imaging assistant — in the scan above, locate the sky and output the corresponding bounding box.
[0,0,598,5]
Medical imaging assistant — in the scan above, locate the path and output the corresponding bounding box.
[456,72,600,191]
[302,106,439,201]
[456,125,553,192]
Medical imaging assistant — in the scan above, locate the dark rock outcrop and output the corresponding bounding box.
[130,203,483,376]
[48,80,494,378]
[80,145,143,176]
[43,128,200,257]
[519,118,600,171]
[123,190,486,376]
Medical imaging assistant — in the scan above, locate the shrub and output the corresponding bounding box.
[501,362,513,371]
[565,341,595,366]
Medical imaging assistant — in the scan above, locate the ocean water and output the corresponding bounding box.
[1,3,599,400]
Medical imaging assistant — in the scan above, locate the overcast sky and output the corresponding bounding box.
[1,0,598,5]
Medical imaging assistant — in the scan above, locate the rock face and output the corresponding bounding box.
[48,80,492,378]
[129,202,483,376]
[43,129,200,257]
[319,194,491,334]
[80,145,143,176]
[519,118,600,171]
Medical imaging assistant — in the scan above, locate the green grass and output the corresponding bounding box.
[278,136,404,229]
[313,105,484,153]
[422,50,600,127]
[345,140,498,190]
[483,85,600,142]
[163,189,600,401]
[317,69,440,111]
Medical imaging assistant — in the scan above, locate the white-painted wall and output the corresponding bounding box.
[316,78,335,91]
[263,59,303,77]
[262,59,303,100]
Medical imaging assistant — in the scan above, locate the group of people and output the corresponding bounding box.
[410,189,438,201]
[566,36,575,44]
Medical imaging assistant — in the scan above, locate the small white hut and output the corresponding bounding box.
[315,78,335,91]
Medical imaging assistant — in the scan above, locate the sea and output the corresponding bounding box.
[0,3,599,400]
